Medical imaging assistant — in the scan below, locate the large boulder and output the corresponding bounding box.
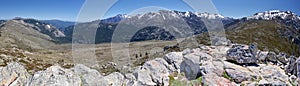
[163,52,183,71]
[285,56,297,76]
[223,61,257,83]
[266,51,278,63]
[226,44,257,64]
[73,64,103,86]
[249,44,258,56]
[99,72,126,86]
[142,58,172,86]
[277,52,289,64]
[180,48,213,80]
[27,65,81,86]
[153,58,176,73]
[257,51,269,63]
[124,73,137,86]
[0,62,30,86]
[133,66,156,85]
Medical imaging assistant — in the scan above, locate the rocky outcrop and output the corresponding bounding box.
[180,48,213,80]
[163,52,183,71]
[202,73,237,85]
[285,56,297,75]
[27,65,82,86]
[73,64,103,86]
[257,65,289,85]
[226,44,257,64]
[0,62,31,86]
[0,43,299,86]
[99,72,126,86]
[224,61,256,83]
[143,58,172,85]
[257,51,269,63]
[132,66,156,85]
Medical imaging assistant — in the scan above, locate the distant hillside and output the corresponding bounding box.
[41,20,75,31]
[0,18,65,50]
[1,10,299,56]
[227,20,299,56]
[0,20,5,24]
[65,10,235,44]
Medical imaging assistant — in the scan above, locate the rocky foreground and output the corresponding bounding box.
[0,44,300,86]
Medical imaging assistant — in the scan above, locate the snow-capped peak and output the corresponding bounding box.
[195,12,226,19]
[101,14,130,23]
[246,10,299,20]
[100,10,231,23]
[115,14,130,19]
[184,11,192,17]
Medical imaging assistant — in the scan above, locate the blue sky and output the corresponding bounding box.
[0,0,299,21]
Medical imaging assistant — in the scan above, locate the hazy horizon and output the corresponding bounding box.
[0,0,299,22]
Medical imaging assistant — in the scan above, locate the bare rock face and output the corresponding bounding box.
[226,44,257,64]
[27,65,82,86]
[0,62,31,86]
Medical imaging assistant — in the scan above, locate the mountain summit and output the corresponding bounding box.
[246,10,300,20]
[101,14,129,23]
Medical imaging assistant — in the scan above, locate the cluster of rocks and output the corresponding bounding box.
[0,44,300,86]
[99,62,119,75]
[100,62,117,69]
[226,44,300,84]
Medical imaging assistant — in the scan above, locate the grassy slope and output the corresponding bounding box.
[193,20,299,56]
[226,20,299,56]
[197,20,300,56]
[0,20,57,51]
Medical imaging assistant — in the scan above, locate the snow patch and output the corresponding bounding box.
[45,25,51,29]
[246,10,299,20]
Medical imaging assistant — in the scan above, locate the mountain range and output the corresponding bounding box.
[0,10,299,55]
[41,20,75,31]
